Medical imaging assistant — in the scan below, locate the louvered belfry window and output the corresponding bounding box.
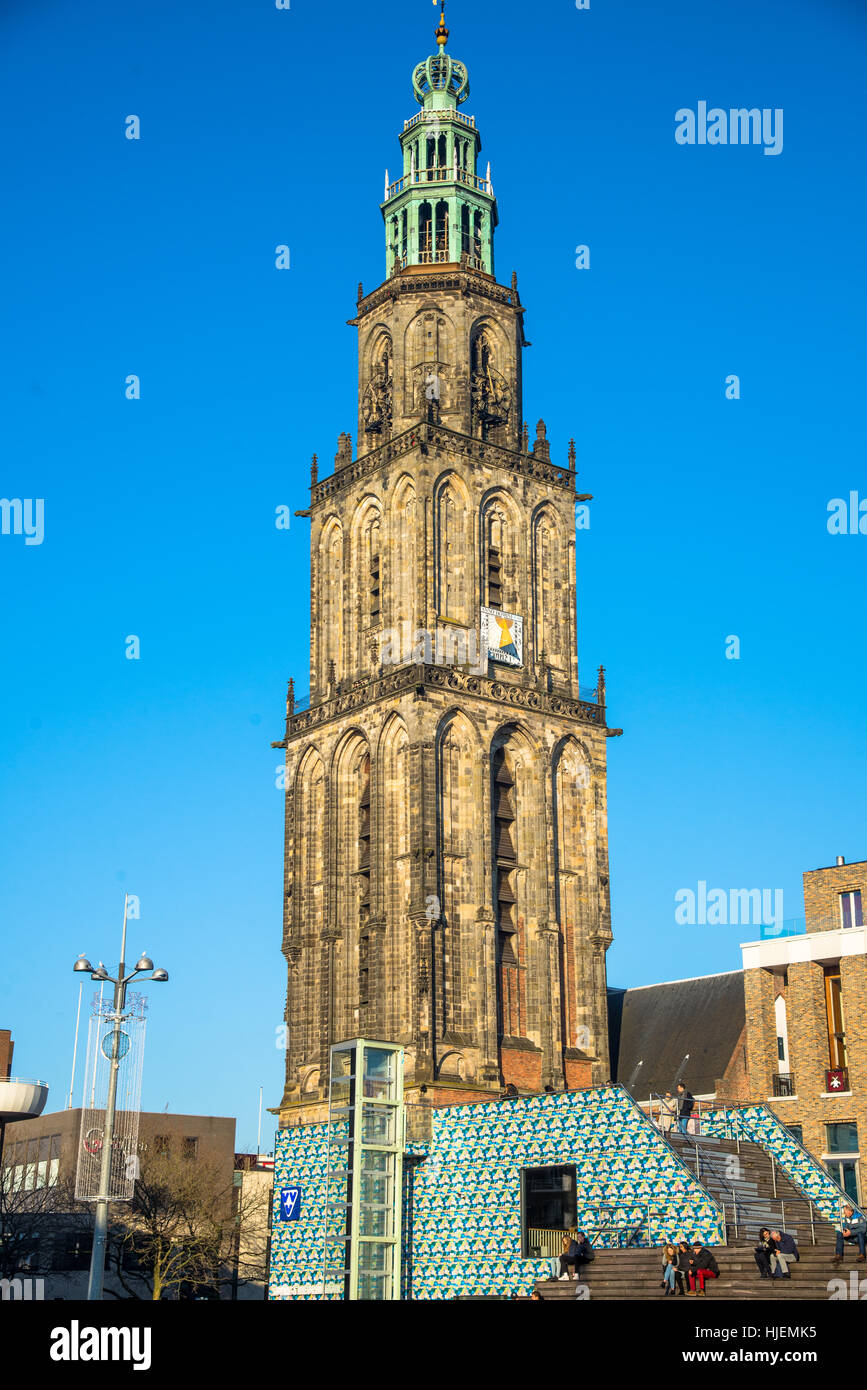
[493,749,517,964]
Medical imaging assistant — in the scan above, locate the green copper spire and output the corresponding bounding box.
[381,6,498,279]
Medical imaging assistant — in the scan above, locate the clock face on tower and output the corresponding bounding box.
[481,606,523,667]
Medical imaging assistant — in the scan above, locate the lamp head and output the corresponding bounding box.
[134,954,154,972]
[74,954,93,973]
[151,969,169,983]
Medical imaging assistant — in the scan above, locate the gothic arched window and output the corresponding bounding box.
[319,519,343,686]
[436,479,470,625]
[419,202,433,262]
[435,200,449,262]
[533,507,564,669]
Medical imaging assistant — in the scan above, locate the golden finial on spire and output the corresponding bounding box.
[435,2,449,49]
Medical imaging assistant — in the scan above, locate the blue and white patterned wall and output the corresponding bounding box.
[269,1085,724,1301]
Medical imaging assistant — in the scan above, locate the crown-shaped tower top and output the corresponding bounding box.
[412,6,470,108]
[381,6,497,279]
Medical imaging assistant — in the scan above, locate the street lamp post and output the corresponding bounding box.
[73,894,169,1302]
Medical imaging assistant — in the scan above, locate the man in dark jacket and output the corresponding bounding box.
[832,1206,867,1263]
[574,1231,593,1273]
[686,1242,720,1296]
[770,1229,799,1278]
[676,1082,695,1135]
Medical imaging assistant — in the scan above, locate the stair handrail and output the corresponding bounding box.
[649,1102,749,1242]
[646,1091,742,1198]
[617,1087,727,1244]
[708,1101,865,1227]
[565,1200,673,1249]
[671,1108,828,1244]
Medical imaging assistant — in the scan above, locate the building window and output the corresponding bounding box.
[824,1123,860,1202]
[521,1165,577,1257]
[24,1138,38,1191]
[824,1159,861,1204]
[776,1037,786,1061]
[461,203,470,257]
[785,1125,803,1145]
[61,1233,92,1271]
[824,969,847,1071]
[183,1137,198,1161]
[154,1134,170,1158]
[840,890,863,930]
[48,1134,61,1186]
[826,1121,859,1155]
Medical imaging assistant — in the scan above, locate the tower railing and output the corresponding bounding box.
[404,109,476,131]
[387,168,492,199]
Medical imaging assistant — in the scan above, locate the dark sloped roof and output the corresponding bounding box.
[608,971,746,1100]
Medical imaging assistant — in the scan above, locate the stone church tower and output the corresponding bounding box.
[275,11,617,1126]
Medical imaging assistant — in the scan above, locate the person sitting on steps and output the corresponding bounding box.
[660,1242,678,1296]
[770,1229,798,1279]
[686,1241,720,1296]
[832,1206,867,1265]
[753,1227,777,1279]
[573,1230,593,1278]
[674,1240,691,1295]
[558,1233,583,1280]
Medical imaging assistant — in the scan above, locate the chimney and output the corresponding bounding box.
[836,855,845,866]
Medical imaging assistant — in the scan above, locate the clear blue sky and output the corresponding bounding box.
[1,0,865,1147]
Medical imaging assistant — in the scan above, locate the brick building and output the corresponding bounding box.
[2,1109,239,1298]
[610,854,866,1206]
[274,11,617,1126]
[741,854,866,1205]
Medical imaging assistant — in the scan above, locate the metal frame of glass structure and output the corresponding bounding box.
[321,1039,405,1300]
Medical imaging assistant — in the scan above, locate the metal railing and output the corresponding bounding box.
[527,1204,671,1257]
[772,1073,796,1097]
[619,1089,726,1243]
[404,110,476,131]
[645,1093,706,1134]
[386,168,493,199]
[711,1104,862,1238]
[648,1094,741,1238]
[527,1227,571,1259]
[759,913,862,940]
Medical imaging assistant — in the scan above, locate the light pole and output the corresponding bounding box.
[73,894,169,1301]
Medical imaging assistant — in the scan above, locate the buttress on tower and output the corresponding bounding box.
[275,13,616,1125]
